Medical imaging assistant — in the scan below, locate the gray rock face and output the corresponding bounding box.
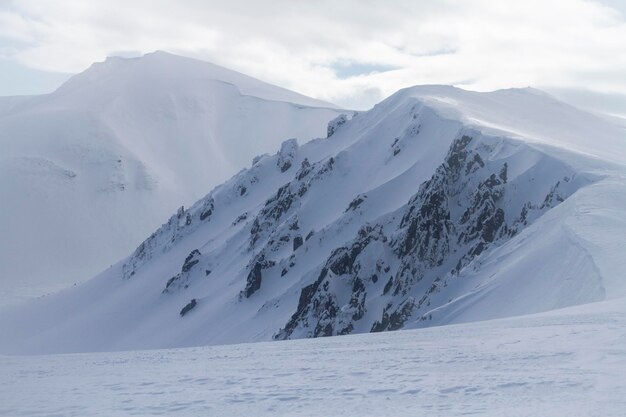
[241,254,276,298]
[179,299,197,317]
[277,139,299,173]
[163,249,202,293]
[275,135,586,339]
[327,114,348,138]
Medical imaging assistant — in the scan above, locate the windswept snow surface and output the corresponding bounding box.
[1,300,626,417]
[0,51,342,307]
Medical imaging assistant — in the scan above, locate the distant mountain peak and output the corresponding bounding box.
[56,51,338,109]
[0,52,344,310]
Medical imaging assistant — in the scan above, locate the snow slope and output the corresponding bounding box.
[2,299,626,417]
[0,51,343,307]
[1,85,624,355]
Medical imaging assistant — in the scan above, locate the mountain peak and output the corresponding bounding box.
[0,50,344,310]
[376,84,626,166]
[56,51,337,108]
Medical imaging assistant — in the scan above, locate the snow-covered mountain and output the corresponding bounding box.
[1,85,625,355]
[0,51,343,307]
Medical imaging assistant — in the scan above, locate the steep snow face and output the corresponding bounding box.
[1,85,624,355]
[0,52,343,307]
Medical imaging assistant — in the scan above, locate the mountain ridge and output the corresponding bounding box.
[1,83,624,354]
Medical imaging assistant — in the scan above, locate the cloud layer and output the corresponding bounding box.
[1,0,625,109]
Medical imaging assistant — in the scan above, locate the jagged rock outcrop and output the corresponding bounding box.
[277,139,299,173]
[179,299,197,317]
[327,114,348,138]
[163,249,202,293]
[241,253,276,298]
[276,135,588,339]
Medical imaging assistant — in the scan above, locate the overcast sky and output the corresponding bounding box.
[1,0,625,117]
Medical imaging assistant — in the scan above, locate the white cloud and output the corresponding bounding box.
[1,0,626,109]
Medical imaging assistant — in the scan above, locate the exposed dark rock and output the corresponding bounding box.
[541,181,565,208]
[371,310,389,332]
[371,298,415,332]
[180,299,197,317]
[163,250,201,293]
[182,249,201,273]
[383,277,393,295]
[276,227,388,340]
[200,198,215,221]
[232,212,248,225]
[338,323,354,335]
[250,183,298,247]
[252,154,266,165]
[277,139,298,172]
[465,153,485,175]
[327,114,348,138]
[165,276,177,291]
[388,298,416,330]
[446,135,473,178]
[241,255,275,298]
[313,157,335,180]
[391,137,402,156]
[281,161,292,172]
[275,267,328,339]
[499,163,508,183]
[293,235,303,251]
[277,135,579,339]
[296,159,312,181]
[345,195,366,212]
[349,278,367,321]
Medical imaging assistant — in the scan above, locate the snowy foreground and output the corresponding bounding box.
[2,299,626,417]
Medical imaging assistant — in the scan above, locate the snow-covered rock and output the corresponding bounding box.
[326,113,350,137]
[1,85,625,355]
